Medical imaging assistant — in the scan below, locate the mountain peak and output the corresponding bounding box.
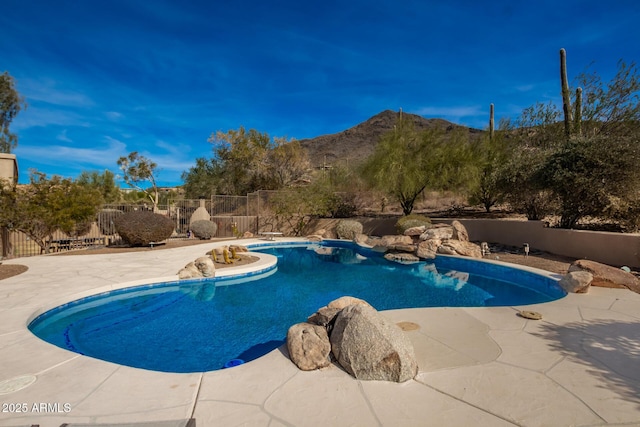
[299,110,480,168]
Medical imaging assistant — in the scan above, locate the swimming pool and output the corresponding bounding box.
[29,241,565,373]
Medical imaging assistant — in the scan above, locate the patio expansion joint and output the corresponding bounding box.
[413,377,521,426]
[33,353,82,377]
[187,372,203,419]
[356,379,383,427]
[258,369,311,427]
[69,363,122,411]
[492,357,608,425]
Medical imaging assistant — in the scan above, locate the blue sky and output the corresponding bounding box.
[2,0,639,187]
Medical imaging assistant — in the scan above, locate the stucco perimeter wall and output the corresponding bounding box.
[433,218,640,268]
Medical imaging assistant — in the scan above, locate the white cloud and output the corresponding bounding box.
[56,129,72,143]
[18,78,95,108]
[11,106,91,131]
[16,138,128,169]
[105,111,124,121]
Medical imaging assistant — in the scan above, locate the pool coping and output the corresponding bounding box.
[1,237,639,426]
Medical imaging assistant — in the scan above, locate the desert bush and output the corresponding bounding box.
[97,209,123,235]
[190,220,218,239]
[335,219,363,240]
[395,214,431,234]
[114,211,175,246]
[327,192,359,218]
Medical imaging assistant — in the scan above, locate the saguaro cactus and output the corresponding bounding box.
[560,48,573,138]
[574,87,582,136]
[489,103,495,141]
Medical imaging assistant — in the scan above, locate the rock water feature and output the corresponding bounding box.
[349,220,482,263]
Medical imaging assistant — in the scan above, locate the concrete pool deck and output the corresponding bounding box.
[1,238,639,426]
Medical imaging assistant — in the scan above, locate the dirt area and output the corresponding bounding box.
[0,238,576,281]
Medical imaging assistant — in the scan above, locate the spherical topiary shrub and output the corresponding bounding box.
[114,211,175,246]
[190,220,218,240]
[395,214,432,234]
[97,209,123,235]
[335,219,363,240]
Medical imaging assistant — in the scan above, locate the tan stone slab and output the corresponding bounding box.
[462,307,527,331]
[72,366,199,419]
[580,306,640,323]
[361,379,517,426]
[490,329,564,372]
[91,407,195,425]
[557,288,628,310]
[384,308,500,365]
[193,401,272,426]
[547,358,640,424]
[264,367,379,426]
[0,335,77,380]
[2,355,118,409]
[419,362,604,426]
[611,298,640,319]
[198,348,298,405]
[406,330,478,372]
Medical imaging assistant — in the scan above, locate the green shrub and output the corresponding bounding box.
[190,220,218,239]
[335,219,363,240]
[114,211,175,246]
[395,214,431,234]
[97,209,123,235]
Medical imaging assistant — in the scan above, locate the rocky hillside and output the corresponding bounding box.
[299,110,483,168]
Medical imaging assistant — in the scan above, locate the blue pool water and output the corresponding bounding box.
[29,241,565,373]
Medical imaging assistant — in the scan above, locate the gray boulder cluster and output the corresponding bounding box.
[349,220,481,264]
[287,296,418,383]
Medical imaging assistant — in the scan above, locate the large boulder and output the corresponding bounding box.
[377,235,414,247]
[451,220,469,242]
[177,262,201,279]
[354,233,374,248]
[371,235,414,252]
[287,323,332,371]
[416,239,441,260]
[308,296,371,327]
[177,256,216,279]
[194,256,215,277]
[437,240,482,258]
[327,296,371,311]
[330,304,418,382]
[568,260,640,293]
[559,270,593,293]
[403,225,427,236]
[420,225,454,241]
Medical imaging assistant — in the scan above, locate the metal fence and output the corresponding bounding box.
[1,196,258,259]
[0,191,387,259]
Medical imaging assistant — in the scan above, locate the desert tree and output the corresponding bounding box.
[0,71,26,153]
[117,152,159,210]
[0,171,103,253]
[361,113,475,215]
[77,169,121,203]
[181,157,222,199]
[184,127,310,196]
